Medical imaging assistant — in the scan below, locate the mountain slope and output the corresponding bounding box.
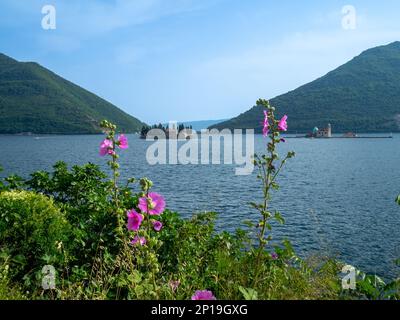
[211,41,400,133]
[0,53,145,134]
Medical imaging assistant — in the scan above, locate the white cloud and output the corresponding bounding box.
[56,0,220,36]
[189,19,400,108]
[1,0,223,54]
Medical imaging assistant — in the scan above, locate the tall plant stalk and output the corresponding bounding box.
[252,99,295,283]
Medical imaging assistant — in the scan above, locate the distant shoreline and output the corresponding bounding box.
[286,136,394,139]
[0,131,398,137]
[0,132,138,136]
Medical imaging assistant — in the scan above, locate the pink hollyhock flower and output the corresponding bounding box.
[99,139,113,156]
[127,209,143,231]
[131,236,146,246]
[118,134,128,149]
[262,111,269,137]
[278,115,288,132]
[138,192,166,215]
[191,290,216,301]
[152,220,163,232]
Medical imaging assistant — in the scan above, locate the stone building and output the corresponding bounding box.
[316,124,332,138]
[309,124,332,138]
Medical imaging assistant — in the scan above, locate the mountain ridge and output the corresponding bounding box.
[210,41,400,133]
[0,53,145,134]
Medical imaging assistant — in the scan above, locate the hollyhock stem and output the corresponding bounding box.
[100,120,124,237]
[146,191,151,236]
[110,140,123,234]
[253,99,295,287]
[257,136,274,263]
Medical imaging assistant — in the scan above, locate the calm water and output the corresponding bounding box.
[1,134,399,279]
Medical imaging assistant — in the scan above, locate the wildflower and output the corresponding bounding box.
[99,139,113,156]
[152,220,163,232]
[262,111,269,137]
[127,209,143,231]
[271,252,279,260]
[191,290,216,301]
[278,115,288,132]
[131,236,147,246]
[117,134,128,149]
[138,192,166,215]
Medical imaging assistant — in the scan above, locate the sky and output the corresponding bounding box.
[1,0,400,124]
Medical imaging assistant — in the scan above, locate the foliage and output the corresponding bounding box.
[27,161,122,267]
[0,53,145,134]
[0,261,26,300]
[211,41,400,133]
[340,271,400,300]
[0,190,70,292]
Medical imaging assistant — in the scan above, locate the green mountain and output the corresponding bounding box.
[211,41,400,133]
[0,53,145,134]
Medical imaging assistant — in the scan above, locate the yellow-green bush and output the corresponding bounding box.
[0,191,70,291]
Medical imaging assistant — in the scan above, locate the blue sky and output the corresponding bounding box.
[1,0,400,124]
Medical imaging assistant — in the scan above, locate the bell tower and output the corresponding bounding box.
[327,123,332,138]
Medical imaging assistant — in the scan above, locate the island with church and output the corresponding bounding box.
[296,123,393,139]
[140,122,196,140]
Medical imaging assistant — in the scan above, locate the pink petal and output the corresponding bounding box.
[118,134,128,149]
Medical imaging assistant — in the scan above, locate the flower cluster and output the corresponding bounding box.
[99,121,131,237]
[262,111,288,137]
[99,134,128,156]
[191,290,216,300]
[127,191,166,246]
[97,121,216,300]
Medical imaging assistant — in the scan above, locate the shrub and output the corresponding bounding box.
[0,260,26,300]
[27,162,121,266]
[0,190,70,291]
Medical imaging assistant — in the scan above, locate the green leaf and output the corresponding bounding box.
[12,254,27,266]
[271,182,280,190]
[274,211,285,224]
[287,151,296,159]
[238,286,258,300]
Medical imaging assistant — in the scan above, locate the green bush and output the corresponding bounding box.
[0,190,70,291]
[27,161,120,266]
[0,261,26,300]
